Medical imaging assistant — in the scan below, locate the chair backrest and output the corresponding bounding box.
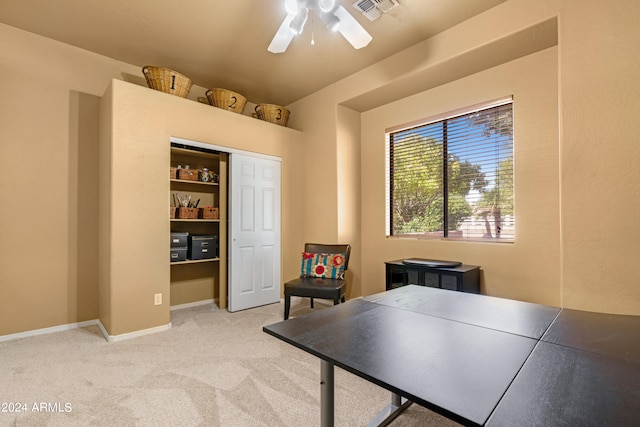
[304,243,351,271]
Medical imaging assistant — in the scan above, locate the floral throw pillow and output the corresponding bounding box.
[300,252,346,280]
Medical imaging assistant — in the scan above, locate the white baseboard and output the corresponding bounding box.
[1,296,257,344]
[170,298,217,311]
[98,321,172,343]
[0,319,172,344]
[0,319,99,343]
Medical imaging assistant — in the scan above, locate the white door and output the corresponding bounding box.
[229,153,281,312]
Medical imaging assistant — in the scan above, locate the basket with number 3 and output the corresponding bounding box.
[253,103,290,127]
[142,66,192,98]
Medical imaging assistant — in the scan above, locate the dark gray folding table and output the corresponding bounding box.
[263,285,640,426]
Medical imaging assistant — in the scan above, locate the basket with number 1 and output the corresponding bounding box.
[142,66,192,98]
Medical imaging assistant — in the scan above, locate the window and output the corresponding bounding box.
[386,98,514,242]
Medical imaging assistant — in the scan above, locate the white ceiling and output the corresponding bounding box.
[0,0,507,106]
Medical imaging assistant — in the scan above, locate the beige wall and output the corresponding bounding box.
[0,23,142,336]
[288,87,340,243]
[336,106,362,298]
[2,0,639,338]
[0,22,303,337]
[289,0,640,314]
[100,80,304,335]
[558,0,640,313]
[360,47,560,304]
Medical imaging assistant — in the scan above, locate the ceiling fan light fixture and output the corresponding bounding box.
[334,5,372,49]
[289,7,309,35]
[318,0,337,13]
[285,0,299,15]
[320,11,340,32]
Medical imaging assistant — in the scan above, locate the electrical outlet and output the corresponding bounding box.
[154,293,162,305]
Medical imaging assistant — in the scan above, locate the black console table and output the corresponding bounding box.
[385,259,480,293]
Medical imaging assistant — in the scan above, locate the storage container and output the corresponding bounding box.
[170,232,189,247]
[188,235,218,260]
[177,207,199,219]
[177,168,198,181]
[199,207,219,219]
[170,247,187,262]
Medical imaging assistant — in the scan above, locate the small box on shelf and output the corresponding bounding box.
[170,247,187,262]
[199,207,219,219]
[188,235,218,260]
[170,232,188,247]
[176,207,199,219]
[177,168,198,181]
[170,232,189,262]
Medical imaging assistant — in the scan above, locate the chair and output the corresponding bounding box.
[284,243,351,320]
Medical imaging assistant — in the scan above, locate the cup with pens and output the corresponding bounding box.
[173,192,199,219]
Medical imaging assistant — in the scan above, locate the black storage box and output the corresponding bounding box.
[170,232,189,248]
[170,247,187,262]
[188,235,218,260]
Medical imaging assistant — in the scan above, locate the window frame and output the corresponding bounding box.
[385,97,515,243]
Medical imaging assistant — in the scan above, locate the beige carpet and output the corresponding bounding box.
[0,299,461,426]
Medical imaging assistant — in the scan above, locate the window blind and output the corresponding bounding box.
[388,100,514,241]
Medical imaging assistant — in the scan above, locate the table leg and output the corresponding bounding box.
[319,360,410,427]
[366,392,413,427]
[321,360,334,427]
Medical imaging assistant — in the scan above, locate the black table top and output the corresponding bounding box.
[364,285,560,339]
[541,308,640,362]
[486,340,640,426]
[487,308,640,426]
[263,285,640,426]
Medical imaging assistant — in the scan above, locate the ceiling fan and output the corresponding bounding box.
[268,0,373,53]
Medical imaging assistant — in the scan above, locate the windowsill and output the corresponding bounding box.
[386,235,514,244]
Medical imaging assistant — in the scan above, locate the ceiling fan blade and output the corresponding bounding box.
[333,5,372,49]
[268,14,296,53]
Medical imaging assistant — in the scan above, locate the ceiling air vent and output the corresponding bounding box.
[352,0,400,21]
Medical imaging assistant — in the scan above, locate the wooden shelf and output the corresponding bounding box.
[171,146,220,159]
[170,178,219,186]
[170,145,227,309]
[171,218,220,223]
[170,258,219,266]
